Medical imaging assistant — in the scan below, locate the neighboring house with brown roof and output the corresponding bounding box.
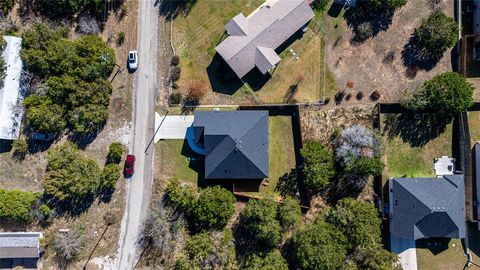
[215,0,315,78]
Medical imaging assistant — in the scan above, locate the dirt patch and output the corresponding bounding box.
[325,0,454,103]
[300,104,377,143]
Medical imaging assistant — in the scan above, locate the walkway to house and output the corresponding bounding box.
[391,236,418,270]
[154,113,194,142]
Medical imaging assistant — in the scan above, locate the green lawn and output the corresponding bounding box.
[416,238,467,270]
[261,116,296,193]
[172,0,330,104]
[154,115,296,194]
[382,114,453,178]
[468,111,480,144]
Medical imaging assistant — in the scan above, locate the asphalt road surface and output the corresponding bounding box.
[116,0,157,269]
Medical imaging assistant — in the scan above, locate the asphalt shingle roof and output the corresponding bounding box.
[0,232,41,258]
[192,110,269,179]
[390,175,465,240]
[215,0,314,78]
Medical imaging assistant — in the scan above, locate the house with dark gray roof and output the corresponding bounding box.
[215,0,315,78]
[188,110,269,179]
[0,232,42,269]
[389,175,465,240]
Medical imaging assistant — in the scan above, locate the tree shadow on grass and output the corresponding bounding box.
[383,113,452,147]
[67,131,100,149]
[156,0,196,20]
[343,6,395,44]
[275,169,300,200]
[401,34,444,76]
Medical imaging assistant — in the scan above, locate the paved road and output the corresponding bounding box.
[116,0,158,269]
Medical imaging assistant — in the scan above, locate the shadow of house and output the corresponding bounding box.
[415,237,452,256]
[207,29,306,95]
[0,139,12,153]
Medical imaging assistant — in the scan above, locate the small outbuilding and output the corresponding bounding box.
[0,232,42,268]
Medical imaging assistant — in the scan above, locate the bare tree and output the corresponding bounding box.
[53,231,83,269]
[142,199,187,267]
[77,15,100,35]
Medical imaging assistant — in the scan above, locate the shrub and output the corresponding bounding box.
[311,0,329,12]
[346,156,384,176]
[172,82,179,89]
[100,163,121,190]
[244,249,288,270]
[370,90,381,101]
[171,55,180,66]
[403,72,474,114]
[107,141,123,164]
[239,197,282,249]
[191,186,236,230]
[300,141,335,193]
[103,210,117,225]
[0,189,38,223]
[356,91,364,100]
[119,3,129,18]
[165,179,197,211]
[53,231,83,268]
[39,204,51,220]
[186,80,207,102]
[11,139,28,161]
[277,196,301,231]
[292,218,347,270]
[176,230,237,270]
[170,92,182,105]
[415,11,459,55]
[345,93,352,101]
[356,22,373,41]
[117,31,126,44]
[0,0,14,15]
[77,15,101,35]
[43,142,101,202]
[335,91,345,104]
[170,66,181,81]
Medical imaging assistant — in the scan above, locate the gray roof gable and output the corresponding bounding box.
[390,175,465,240]
[193,111,269,179]
[215,0,314,78]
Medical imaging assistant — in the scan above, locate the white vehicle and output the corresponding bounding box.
[128,50,138,70]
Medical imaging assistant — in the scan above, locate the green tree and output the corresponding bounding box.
[191,186,236,230]
[300,141,335,193]
[100,164,121,190]
[244,250,288,270]
[404,72,474,114]
[352,245,402,270]
[176,230,237,270]
[0,189,39,223]
[415,11,458,55]
[165,179,198,211]
[68,103,109,134]
[24,95,67,133]
[292,218,347,270]
[43,142,101,202]
[277,196,301,231]
[239,197,282,249]
[107,141,123,164]
[346,156,384,176]
[11,139,28,161]
[357,0,406,13]
[327,198,381,251]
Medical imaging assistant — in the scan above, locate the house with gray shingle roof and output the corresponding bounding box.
[215,0,315,78]
[0,232,42,259]
[189,110,269,179]
[389,175,465,240]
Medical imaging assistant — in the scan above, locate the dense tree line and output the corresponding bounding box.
[291,198,400,270]
[43,141,120,203]
[22,24,115,135]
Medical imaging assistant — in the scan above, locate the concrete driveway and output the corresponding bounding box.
[154,113,194,142]
[391,235,418,270]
